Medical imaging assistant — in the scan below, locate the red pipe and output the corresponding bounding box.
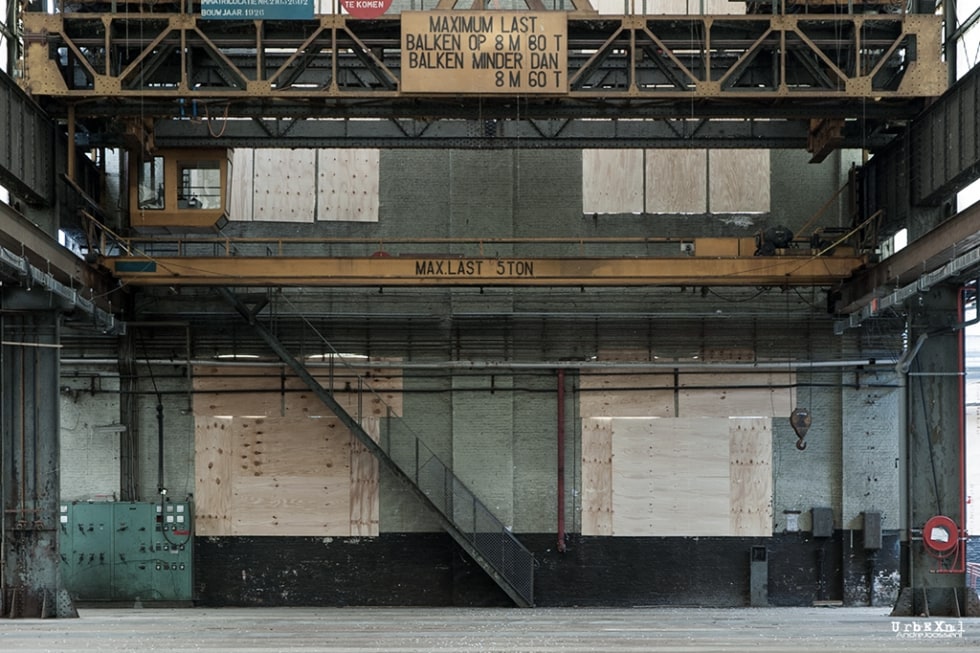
[957,286,967,563]
[557,368,566,553]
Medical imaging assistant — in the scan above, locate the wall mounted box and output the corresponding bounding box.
[750,545,768,607]
[811,507,834,538]
[863,511,882,550]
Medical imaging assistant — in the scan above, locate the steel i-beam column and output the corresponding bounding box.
[892,284,980,617]
[0,305,76,618]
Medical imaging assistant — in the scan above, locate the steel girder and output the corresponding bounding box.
[19,11,945,148]
[145,115,899,150]
[835,199,980,316]
[0,70,53,205]
[908,63,980,207]
[853,61,980,221]
[105,252,866,288]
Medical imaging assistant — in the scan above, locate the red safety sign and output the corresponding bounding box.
[922,515,958,553]
[341,0,392,19]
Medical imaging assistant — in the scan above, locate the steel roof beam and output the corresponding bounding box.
[143,115,894,149]
[835,200,980,316]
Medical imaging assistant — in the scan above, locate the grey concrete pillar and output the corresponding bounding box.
[1,306,76,618]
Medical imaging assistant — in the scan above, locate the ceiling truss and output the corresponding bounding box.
[18,10,946,149]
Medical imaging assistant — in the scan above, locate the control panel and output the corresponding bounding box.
[60,500,193,603]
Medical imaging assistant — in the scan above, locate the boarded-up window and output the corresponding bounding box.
[584,149,770,215]
[228,148,379,222]
[193,365,399,537]
[709,149,770,213]
[317,149,380,222]
[582,416,773,537]
[646,149,707,214]
[582,149,644,214]
[580,358,787,537]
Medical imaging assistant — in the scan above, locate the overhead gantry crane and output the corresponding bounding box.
[4,0,946,290]
[11,0,943,291]
[18,0,945,153]
[102,233,871,288]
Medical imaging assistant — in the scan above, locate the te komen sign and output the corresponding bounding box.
[401,12,567,94]
[200,0,389,19]
[341,0,393,19]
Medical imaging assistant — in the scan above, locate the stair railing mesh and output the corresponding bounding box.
[382,412,534,604]
[249,300,534,607]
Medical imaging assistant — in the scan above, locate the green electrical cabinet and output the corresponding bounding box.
[60,501,193,603]
[61,502,114,600]
[150,501,193,601]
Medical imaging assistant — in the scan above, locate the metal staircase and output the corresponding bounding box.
[220,288,534,607]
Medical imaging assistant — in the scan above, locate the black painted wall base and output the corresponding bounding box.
[194,531,899,607]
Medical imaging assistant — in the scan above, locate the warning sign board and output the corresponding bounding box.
[201,0,314,20]
[341,0,392,19]
[400,12,567,94]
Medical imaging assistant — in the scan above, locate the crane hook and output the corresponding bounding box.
[790,407,812,453]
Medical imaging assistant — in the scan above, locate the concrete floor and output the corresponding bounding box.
[1,607,978,652]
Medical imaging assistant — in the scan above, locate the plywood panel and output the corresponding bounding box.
[611,417,731,536]
[730,417,773,536]
[579,371,674,418]
[193,365,398,537]
[291,367,403,418]
[592,416,773,537]
[709,149,770,213]
[351,417,380,536]
[231,474,351,535]
[192,366,295,417]
[287,390,401,420]
[608,418,658,536]
[192,365,403,418]
[194,391,285,418]
[317,149,379,222]
[581,418,613,535]
[193,365,284,392]
[251,148,316,222]
[677,371,795,418]
[583,150,644,214]
[645,150,707,214]
[235,416,349,477]
[229,415,351,536]
[194,417,233,535]
[227,149,254,222]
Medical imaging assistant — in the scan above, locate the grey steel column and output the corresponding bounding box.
[892,284,979,617]
[0,306,76,618]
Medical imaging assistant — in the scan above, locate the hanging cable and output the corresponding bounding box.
[138,329,192,548]
[138,330,165,496]
[912,354,946,518]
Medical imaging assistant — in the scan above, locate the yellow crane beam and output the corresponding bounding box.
[106,253,865,287]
